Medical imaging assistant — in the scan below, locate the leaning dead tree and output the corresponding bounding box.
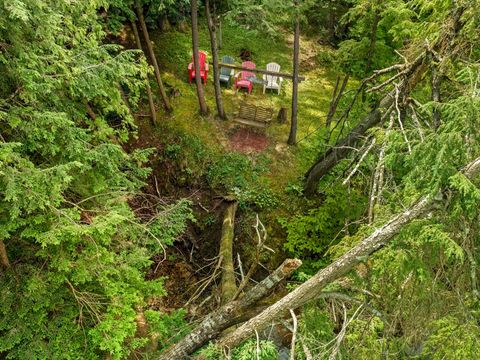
[214,155,480,352]
[156,154,480,359]
[157,259,302,359]
[303,5,466,196]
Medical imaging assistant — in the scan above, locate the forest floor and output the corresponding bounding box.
[126,21,345,315]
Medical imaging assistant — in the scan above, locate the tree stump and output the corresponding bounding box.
[277,107,288,124]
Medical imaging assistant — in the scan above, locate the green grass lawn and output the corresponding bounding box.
[143,20,359,230]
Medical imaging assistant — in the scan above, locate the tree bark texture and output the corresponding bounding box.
[303,5,466,196]
[191,0,208,115]
[205,0,226,120]
[287,15,300,145]
[220,201,238,304]
[0,239,10,269]
[156,259,302,359]
[136,2,172,113]
[326,74,349,129]
[131,20,157,123]
[217,154,480,350]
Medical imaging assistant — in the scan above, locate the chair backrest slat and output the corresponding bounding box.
[265,62,281,84]
[241,61,256,79]
[239,103,257,120]
[220,55,235,76]
[192,51,207,70]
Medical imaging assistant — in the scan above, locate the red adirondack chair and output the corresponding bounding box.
[188,51,209,84]
[234,61,256,94]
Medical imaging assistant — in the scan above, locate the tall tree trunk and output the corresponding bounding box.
[157,259,302,359]
[131,20,157,123]
[136,2,172,113]
[191,0,208,115]
[326,74,349,130]
[287,15,300,145]
[213,1,222,50]
[0,239,10,269]
[303,5,466,196]
[205,0,226,120]
[217,155,480,350]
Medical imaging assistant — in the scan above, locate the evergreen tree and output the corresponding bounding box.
[0,1,191,358]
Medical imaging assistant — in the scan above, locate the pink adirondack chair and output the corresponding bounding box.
[234,61,256,94]
[188,51,209,84]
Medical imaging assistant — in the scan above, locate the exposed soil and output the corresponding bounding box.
[228,127,270,153]
[124,118,229,313]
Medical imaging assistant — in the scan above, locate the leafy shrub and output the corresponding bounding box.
[279,185,366,261]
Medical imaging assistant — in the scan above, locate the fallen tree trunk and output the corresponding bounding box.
[303,5,466,196]
[157,258,302,359]
[220,201,238,304]
[216,155,480,350]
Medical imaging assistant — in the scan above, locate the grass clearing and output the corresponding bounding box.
[146,20,351,222]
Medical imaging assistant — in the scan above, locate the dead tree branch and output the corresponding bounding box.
[215,155,480,352]
[157,259,302,359]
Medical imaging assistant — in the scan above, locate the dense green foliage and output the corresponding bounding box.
[0,0,191,358]
[2,0,480,359]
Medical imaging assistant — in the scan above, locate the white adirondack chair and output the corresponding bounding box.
[263,62,283,95]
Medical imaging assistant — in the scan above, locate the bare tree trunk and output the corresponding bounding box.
[216,197,432,349]
[136,2,172,113]
[220,201,238,304]
[157,259,302,359]
[215,155,480,351]
[304,91,395,195]
[287,15,300,145]
[326,74,349,129]
[205,0,226,120]
[213,1,222,50]
[304,4,466,196]
[191,0,208,115]
[131,20,157,123]
[0,239,10,269]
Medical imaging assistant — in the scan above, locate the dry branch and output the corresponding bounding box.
[304,4,466,196]
[215,154,480,352]
[157,259,302,359]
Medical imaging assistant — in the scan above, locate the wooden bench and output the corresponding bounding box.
[233,103,274,128]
